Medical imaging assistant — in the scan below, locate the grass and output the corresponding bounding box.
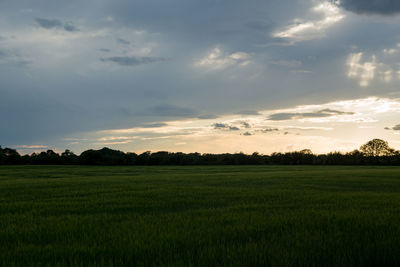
[0,165,400,266]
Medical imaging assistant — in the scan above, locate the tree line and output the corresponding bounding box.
[1,139,400,165]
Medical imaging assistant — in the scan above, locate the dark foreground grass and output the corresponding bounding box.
[0,165,400,266]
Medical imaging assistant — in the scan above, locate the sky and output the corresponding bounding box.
[1,0,400,155]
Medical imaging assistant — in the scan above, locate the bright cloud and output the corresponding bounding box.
[4,1,400,156]
[273,2,345,42]
[62,97,400,154]
[346,46,400,87]
[347,52,377,87]
[195,47,251,70]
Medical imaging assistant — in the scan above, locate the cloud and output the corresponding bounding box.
[214,123,227,129]
[35,18,63,29]
[386,124,400,131]
[63,23,79,32]
[147,104,198,117]
[347,48,400,86]
[383,48,397,55]
[117,38,130,45]
[195,47,251,70]
[14,145,48,149]
[100,56,168,66]
[259,128,279,133]
[141,122,168,128]
[198,114,219,119]
[240,121,251,128]
[213,123,240,131]
[273,2,345,42]
[99,48,111,52]
[268,109,354,121]
[337,0,400,15]
[347,52,377,87]
[35,18,79,32]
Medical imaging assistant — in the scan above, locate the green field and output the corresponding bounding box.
[1,165,400,266]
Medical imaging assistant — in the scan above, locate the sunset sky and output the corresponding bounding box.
[2,0,400,154]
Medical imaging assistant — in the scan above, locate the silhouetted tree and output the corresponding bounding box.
[1,139,400,166]
[79,147,127,165]
[360,139,396,157]
[136,151,151,165]
[1,147,21,164]
[61,149,78,164]
[300,149,313,155]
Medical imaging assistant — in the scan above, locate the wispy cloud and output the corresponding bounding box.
[14,145,48,149]
[116,38,130,45]
[35,18,62,29]
[35,18,79,32]
[198,114,219,119]
[268,109,354,121]
[79,97,400,154]
[346,47,400,87]
[195,47,251,70]
[385,124,400,131]
[347,52,376,87]
[273,2,345,42]
[213,123,240,131]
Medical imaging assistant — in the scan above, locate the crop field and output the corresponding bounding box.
[1,165,400,266]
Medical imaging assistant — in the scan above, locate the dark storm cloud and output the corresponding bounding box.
[100,56,168,66]
[2,0,399,149]
[63,23,79,32]
[213,123,240,131]
[35,18,79,32]
[268,109,354,121]
[337,0,400,15]
[147,104,198,117]
[117,38,130,45]
[35,18,62,29]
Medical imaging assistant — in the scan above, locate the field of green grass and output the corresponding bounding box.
[1,165,400,266]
